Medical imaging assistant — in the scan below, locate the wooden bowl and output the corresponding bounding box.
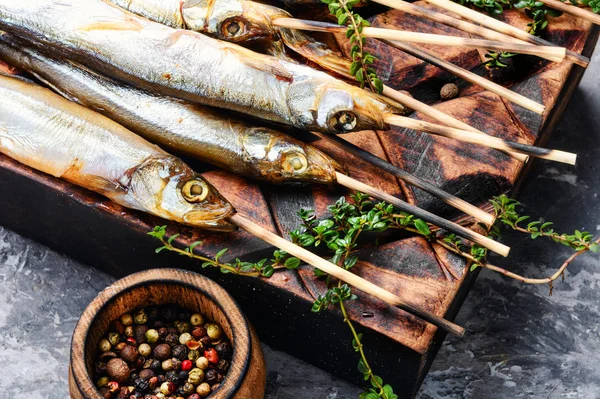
[68,268,266,398]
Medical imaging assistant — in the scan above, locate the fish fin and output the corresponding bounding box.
[63,166,126,197]
[224,44,294,83]
[278,28,353,80]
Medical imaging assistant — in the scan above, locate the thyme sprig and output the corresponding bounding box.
[294,193,397,398]
[148,226,301,277]
[564,0,600,13]
[455,0,563,69]
[322,0,384,93]
[484,51,517,69]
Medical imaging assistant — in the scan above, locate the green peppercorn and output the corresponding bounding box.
[120,313,133,326]
[174,320,192,334]
[187,350,199,362]
[205,324,222,340]
[196,382,211,397]
[107,332,120,346]
[134,309,148,325]
[190,313,204,327]
[146,329,159,344]
[138,343,152,357]
[97,376,110,388]
[179,333,192,346]
[187,368,204,385]
[98,338,112,352]
[195,357,209,370]
[155,393,166,399]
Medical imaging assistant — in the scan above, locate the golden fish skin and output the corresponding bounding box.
[0,73,236,231]
[103,0,408,113]
[0,0,398,133]
[0,38,340,184]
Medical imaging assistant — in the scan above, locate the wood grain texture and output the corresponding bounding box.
[0,1,597,396]
[68,269,266,399]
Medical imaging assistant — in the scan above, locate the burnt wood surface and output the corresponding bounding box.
[0,2,598,397]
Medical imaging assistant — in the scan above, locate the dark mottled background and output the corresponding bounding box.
[0,51,598,399]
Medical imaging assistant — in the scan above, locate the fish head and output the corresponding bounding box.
[181,0,279,43]
[128,156,236,231]
[287,77,400,133]
[241,128,341,184]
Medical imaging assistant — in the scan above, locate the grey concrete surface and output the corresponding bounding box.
[1,49,599,399]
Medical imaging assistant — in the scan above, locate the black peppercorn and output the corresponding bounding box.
[171,345,188,360]
[199,336,211,346]
[95,361,107,374]
[162,305,177,322]
[134,325,149,344]
[149,359,161,372]
[129,372,139,383]
[165,370,181,385]
[165,333,179,347]
[178,370,189,381]
[171,358,182,371]
[133,377,149,393]
[216,359,229,373]
[204,369,218,385]
[215,342,230,358]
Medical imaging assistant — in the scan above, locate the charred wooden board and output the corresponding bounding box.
[0,2,597,397]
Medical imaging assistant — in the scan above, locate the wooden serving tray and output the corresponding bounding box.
[0,2,597,396]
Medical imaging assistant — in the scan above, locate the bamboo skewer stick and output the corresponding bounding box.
[272,17,566,62]
[538,0,600,25]
[384,114,577,164]
[335,173,510,256]
[374,0,521,42]
[380,86,530,162]
[230,214,466,336]
[383,39,545,114]
[312,132,496,225]
[419,0,589,67]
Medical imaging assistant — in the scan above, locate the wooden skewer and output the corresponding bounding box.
[383,39,545,114]
[272,17,566,62]
[419,0,589,67]
[312,131,496,225]
[380,86,529,162]
[335,173,510,256]
[538,0,600,25]
[230,214,466,336]
[384,114,577,164]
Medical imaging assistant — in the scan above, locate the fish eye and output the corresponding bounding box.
[220,17,246,38]
[329,110,357,133]
[181,179,209,203]
[283,152,308,173]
